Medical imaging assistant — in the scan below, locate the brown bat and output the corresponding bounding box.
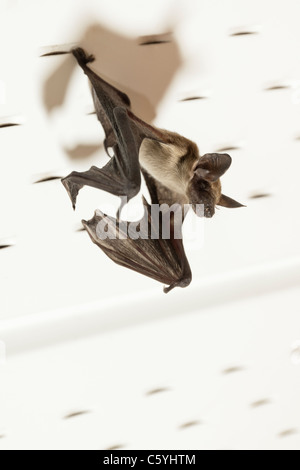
[61,48,243,292]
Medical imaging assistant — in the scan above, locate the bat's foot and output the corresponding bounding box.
[116,196,129,220]
[71,47,95,67]
[163,275,192,293]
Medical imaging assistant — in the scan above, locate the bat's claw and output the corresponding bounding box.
[61,175,83,210]
[163,274,192,293]
[71,47,95,67]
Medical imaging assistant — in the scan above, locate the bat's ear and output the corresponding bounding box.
[217,194,245,208]
[194,153,232,182]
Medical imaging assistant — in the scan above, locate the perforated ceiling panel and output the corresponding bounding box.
[1,0,300,450]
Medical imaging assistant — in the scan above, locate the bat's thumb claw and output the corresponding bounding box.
[61,175,82,211]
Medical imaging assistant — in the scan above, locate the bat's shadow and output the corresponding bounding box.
[42,22,183,159]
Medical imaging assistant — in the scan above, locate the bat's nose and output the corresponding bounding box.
[205,206,214,218]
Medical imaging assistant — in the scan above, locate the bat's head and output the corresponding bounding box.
[187,153,244,217]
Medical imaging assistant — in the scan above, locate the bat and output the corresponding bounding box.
[60,47,243,292]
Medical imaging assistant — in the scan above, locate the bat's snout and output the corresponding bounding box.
[204,206,214,218]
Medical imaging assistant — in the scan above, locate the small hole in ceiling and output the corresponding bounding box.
[146,387,170,396]
[34,176,62,184]
[278,428,298,438]
[40,51,70,57]
[0,122,21,129]
[250,398,271,408]
[63,410,90,419]
[222,366,245,375]
[229,29,259,37]
[105,444,126,450]
[138,33,172,46]
[179,96,208,102]
[178,420,201,430]
[230,31,259,37]
[264,84,291,91]
[39,43,77,57]
[215,145,241,152]
[140,40,171,46]
[249,192,271,199]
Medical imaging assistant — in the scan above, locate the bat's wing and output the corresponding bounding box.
[62,107,141,208]
[71,48,132,153]
[82,199,192,293]
[62,48,167,210]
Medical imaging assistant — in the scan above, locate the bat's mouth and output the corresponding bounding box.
[203,204,214,218]
[190,196,215,218]
[187,180,216,218]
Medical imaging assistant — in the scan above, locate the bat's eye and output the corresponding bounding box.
[198,180,208,190]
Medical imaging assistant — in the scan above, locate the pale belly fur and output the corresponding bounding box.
[139,138,190,194]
